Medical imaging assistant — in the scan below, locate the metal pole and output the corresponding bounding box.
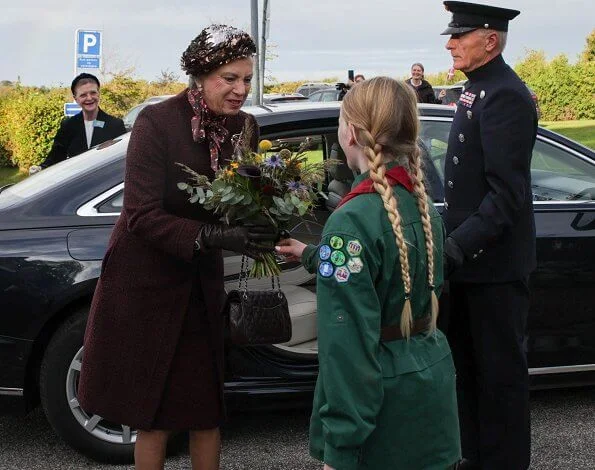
[251,0,261,106]
[260,0,269,98]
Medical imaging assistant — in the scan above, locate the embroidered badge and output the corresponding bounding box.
[346,240,363,257]
[319,262,334,278]
[458,91,476,108]
[330,250,346,266]
[334,266,350,283]
[319,245,331,261]
[347,257,364,273]
[329,236,344,249]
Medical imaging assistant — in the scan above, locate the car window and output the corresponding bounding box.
[531,139,595,202]
[419,119,452,185]
[97,190,124,213]
[308,92,321,102]
[320,91,337,102]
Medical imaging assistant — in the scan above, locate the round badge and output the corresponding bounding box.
[329,236,344,250]
[347,257,364,274]
[319,244,331,261]
[346,240,363,257]
[319,262,334,278]
[330,250,346,266]
[334,266,350,283]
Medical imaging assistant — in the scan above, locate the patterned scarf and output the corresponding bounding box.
[187,88,229,171]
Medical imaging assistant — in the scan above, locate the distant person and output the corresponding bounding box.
[354,74,365,83]
[29,73,126,174]
[406,63,446,104]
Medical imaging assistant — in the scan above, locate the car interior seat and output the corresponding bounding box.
[326,143,356,211]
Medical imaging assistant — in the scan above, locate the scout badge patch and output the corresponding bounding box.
[318,235,365,283]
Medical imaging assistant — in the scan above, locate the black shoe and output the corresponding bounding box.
[454,459,480,470]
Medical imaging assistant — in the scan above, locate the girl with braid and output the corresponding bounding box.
[276,77,460,470]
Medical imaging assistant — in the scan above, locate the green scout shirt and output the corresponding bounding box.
[303,164,461,470]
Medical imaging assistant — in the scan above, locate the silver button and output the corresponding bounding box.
[448,180,454,189]
[479,249,484,254]
[480,90,486,99]
[453,156,459,165]
[459,133,465,143]
[444,201,449,209]
[473,254,478,259]
[467,110,473,119]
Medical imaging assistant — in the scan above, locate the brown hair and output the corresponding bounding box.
[341,76,438,337]
[411,62,425,79]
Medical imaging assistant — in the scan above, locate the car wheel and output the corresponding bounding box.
[39,307,136,464]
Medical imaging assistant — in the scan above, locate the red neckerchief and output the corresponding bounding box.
[187,88,228,171]
[337,166,414,209]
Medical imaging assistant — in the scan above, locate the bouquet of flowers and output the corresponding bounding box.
[177,123,338,278]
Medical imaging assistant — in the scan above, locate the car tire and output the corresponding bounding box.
[39,307,135,464]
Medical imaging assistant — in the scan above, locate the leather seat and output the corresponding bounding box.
[280,285,317,346]
[326,143,355,212]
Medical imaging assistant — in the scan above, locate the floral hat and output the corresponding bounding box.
[181,24,256,77]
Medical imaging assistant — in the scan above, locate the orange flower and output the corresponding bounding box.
[230,162,239,169]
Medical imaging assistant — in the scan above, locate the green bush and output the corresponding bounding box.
[0,87,68,170]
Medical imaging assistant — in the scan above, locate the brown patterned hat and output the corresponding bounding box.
[181,24,256,77]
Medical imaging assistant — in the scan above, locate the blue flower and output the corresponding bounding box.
[264,154,285,168]
[287,181,307,192]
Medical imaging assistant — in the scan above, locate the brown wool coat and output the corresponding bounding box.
[77,90,258,429]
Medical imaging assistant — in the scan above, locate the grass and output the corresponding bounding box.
[0,167,27,187]
[540,120,595,150]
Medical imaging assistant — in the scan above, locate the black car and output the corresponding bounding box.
[1,102,595,463]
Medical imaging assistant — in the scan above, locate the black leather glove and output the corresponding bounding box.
[444,236,465,278]
[196,224,277,260]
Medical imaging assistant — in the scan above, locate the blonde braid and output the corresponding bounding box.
[408,147,439,333]
[360,130,414,338]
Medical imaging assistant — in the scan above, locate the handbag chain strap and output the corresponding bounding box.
[239,255,282,298]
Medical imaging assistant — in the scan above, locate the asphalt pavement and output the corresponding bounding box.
[0,387,594,469]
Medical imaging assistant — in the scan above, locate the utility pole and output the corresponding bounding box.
[260,0,270,97]
[250,0,262,105]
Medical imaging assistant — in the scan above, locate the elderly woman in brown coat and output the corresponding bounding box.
[77,25,276,470]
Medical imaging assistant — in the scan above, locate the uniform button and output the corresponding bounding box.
[473,254,478,259]
[459,133,465,143]
[444,201,449,209]
[448,180,454,189]
[479,249,484,254]
[453,156,459,165]
[467,110,473,120]
[480,90,486,99]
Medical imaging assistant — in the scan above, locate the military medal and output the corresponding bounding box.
[458,91,476,108]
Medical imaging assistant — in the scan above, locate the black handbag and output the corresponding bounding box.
[223,256,292,346]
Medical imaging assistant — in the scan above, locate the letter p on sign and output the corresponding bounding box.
[83,34,97,53]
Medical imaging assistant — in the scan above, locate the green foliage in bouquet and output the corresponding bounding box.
[177,121,339,278]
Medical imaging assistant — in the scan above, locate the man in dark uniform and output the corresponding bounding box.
[29,73,126,174]
[440,2,538,469]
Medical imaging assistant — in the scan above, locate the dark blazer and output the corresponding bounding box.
[443,54,538,283]
[406,79,442,104]
[77,90,258,429]
[41,108,126,168]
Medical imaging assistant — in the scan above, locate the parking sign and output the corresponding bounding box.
[75,30,102,70]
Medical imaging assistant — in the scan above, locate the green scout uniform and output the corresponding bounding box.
[302,163,461,470]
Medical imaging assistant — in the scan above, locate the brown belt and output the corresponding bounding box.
[380,315,431,342]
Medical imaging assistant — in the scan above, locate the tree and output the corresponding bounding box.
[155,69,180,86]
[580,29,595,63]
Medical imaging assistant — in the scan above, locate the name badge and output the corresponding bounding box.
[93,120,105,128]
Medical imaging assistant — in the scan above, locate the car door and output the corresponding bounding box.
[528,136,595,370]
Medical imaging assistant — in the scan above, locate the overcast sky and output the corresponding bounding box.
[1,0,593,87]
